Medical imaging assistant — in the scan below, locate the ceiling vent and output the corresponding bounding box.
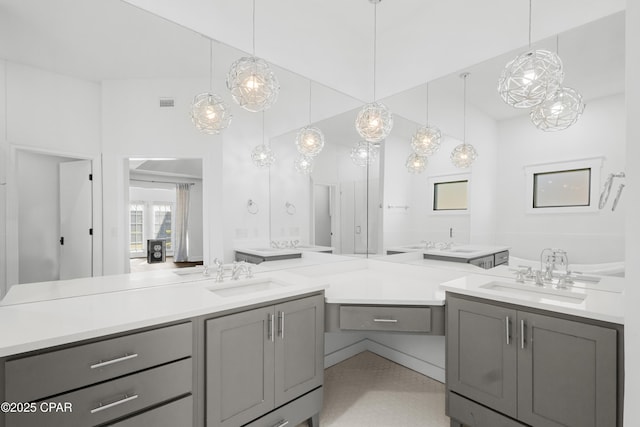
[159,97,175,108]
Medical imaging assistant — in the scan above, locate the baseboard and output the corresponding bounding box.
[366,339,445,383]
[188,256,203,262]
[324,339,368,368]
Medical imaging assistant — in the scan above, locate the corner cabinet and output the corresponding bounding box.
[205,293,324,427]
[446,293,622,427]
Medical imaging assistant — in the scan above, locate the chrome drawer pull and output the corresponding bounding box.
[505,316,510,345]
[278,311,285,339]
[521,319,526,349]
[268,313,274,342]
[272,420,289,427]
[90,353,139,369]
[90,394,138,414]
[373,318,398,323]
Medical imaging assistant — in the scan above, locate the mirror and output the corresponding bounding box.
[378,11,625,267]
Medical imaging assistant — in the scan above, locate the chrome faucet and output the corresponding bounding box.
[231,261,253,280]
[540,248,571,287]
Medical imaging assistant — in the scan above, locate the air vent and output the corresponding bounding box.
[159,97,175,108]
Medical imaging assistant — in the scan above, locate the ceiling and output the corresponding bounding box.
[0,0,625,122]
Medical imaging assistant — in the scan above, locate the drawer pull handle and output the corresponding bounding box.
[278,311,285,339]
[272,420,289,427]
[90,394,138,414]
[521,319,526,349]
[505,316,510,345]
[90,353,139,369]
[268,313,274,342]
[373,318,398,323]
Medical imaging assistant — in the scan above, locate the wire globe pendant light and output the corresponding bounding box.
[295,82,325,157]
[406,153,427,174]
[351,141,380,167]
[191,40,232,134]
[355,0,393,144]
[251,112,275,168]
[497,0,564,109]
[294,154,314,175]
[451,73,478,169]
[227,0,280,112]
[411,83,441,156]
[530,86,585,131]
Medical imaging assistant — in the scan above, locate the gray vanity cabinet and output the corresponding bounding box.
[447,294,620,427]
[205,294,324,427]
[446,297,518,417]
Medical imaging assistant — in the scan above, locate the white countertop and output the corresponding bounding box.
[387,243,510,260]
[0,271,326,357]
[234,247,302,257]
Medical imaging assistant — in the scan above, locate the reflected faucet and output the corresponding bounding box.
[540,248,570,287]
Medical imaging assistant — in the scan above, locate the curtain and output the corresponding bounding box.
[174,183,190,262]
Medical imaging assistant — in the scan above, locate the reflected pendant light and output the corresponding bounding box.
[191,40,232,134]
[451,73,478,169]
[251,112,275,168]
[294,154,314,175]
[406,152,427,174]
[350,140,380,167]
[497,0,564,109]
[226,0,280,112]
[530,86,585,131]
[355,0,393,143]
[295,81,325,157]
[411,83,441,156]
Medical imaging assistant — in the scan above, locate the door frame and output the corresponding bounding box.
[309,179,339,252]
[5,144,102,290]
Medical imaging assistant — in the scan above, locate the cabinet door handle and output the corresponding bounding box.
[271,421,289,427]
[505,316,510,345]
[521,319,526,349]
[278,311,285,339]
[373,318,398,323]
[90,353,139,369]
[268,313,274,342]
[90,394,138,414]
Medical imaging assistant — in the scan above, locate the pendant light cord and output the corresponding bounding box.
[425,83,430,124]
[209,40,214,92]
[252,0,256,56]
[308,81,312,124]
[528,0,532,48]
[463,73,467,146]
[556,34,560,55]
[262,110,265,146]
[373,2,377,102]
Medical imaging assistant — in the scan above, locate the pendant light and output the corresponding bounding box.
[294,154,314,175]
[497,0,564,109]
[355,0,393,144]
[530,37,585,131]
[411,83,441,156]
[227,0,280,112]
[251,111,275,168]
[191,40,232,134]
[351,140,380,167]
[451,73,478,169]
[295,81,325,157]
[405,152,427,174]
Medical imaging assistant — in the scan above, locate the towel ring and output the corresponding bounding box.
[247,199,259,215]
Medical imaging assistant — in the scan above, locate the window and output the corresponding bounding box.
[524,158,602,214]
[434,180,469,211]
[533,168,591,208]
[129,202,144,253]
[153,203,173,252]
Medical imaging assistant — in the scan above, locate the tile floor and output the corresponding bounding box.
[310,351,451,427]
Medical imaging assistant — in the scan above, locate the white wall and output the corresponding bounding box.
[1,60,7,297]
[624,1,640,425]
[495,93,626,263]
[2,62,102,293]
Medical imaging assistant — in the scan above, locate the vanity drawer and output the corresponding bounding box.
[5,322,192,402]
[6,358,192,427]
[339,305,431,332]
[107,395,193,427]
[495,250,509,266]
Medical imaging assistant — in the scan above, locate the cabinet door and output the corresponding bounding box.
[447,296,518,417]
[517,312,617,427]
[206,306,275,427]
[274,294,324,407]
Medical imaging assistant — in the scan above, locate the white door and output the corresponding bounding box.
[59,160,93,280]
[313,185,332,247]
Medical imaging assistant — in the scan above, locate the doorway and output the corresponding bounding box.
[14,150,93,284]
[126,158,204,272]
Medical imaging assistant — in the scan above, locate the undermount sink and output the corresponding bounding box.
[208,278,293,297]
[480,281,587,304]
